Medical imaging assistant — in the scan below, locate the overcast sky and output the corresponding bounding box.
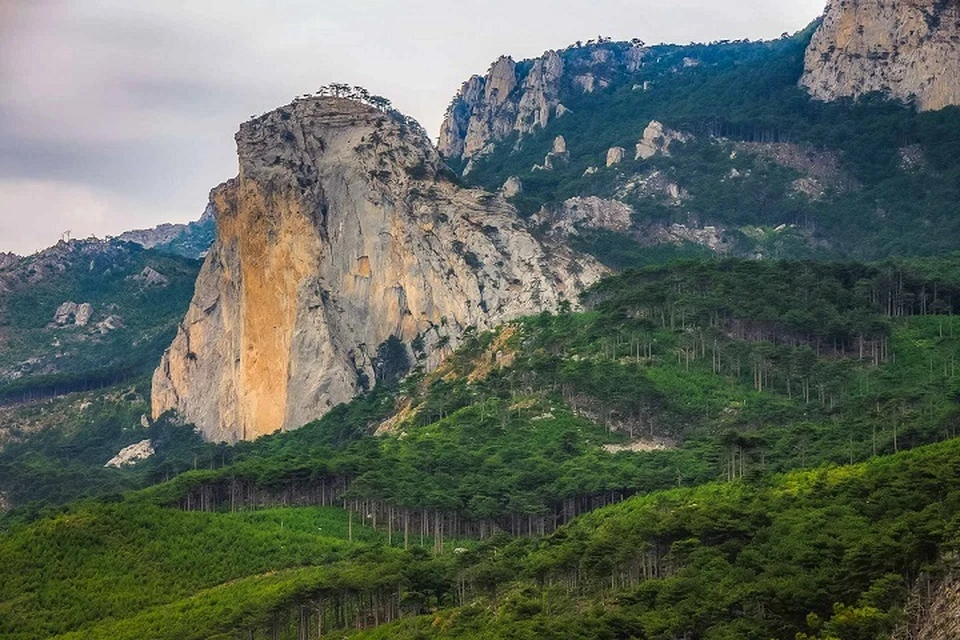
[0,0,826,255]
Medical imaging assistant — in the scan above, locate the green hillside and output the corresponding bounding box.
[0,241,200,403]
[3,258,960,638]
[464,29,960,261]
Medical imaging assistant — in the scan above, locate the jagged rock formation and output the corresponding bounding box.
[131,266,170,287]
[533,196,729,254]
[95,315,124,334]
[800,0,960,111]
[533,197,633,237]
[104,439,154,468]
[501,176,523,198]
[635,121,688,160]
[439,43,646,163]
[606,147,625,167]
[153,97,602,443]
[118,205,216,259]
[53,302,94,327]
[117,223,188,249]
[0,253,18,271]
[534,135,570,171]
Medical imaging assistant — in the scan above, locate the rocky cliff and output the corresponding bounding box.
[152,97,602,443]
[439,42,646,165]
[118,206,216,259]
[801,0,960,111]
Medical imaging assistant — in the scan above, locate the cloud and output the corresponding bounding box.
[0,179,195,255]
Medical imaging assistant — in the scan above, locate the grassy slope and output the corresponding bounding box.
[0,504,382,639]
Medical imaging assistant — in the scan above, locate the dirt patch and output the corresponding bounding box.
[739,142,859,194]
[603,436,677,454]
[467,325,518,382]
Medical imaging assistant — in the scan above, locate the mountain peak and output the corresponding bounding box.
[153,92,602,442]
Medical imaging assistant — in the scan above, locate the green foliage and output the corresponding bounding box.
[571,230,716,270]
[0,503,386,639]
[0,383,232,511]
[0,243,199,402]
[5,253,960,638]
[357,437,960,640]
[124,260,960,531]
[463,31,960,259]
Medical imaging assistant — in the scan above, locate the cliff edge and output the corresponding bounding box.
[152,97,602,442]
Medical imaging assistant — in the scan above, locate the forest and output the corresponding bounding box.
[2,257,960,638]
[3,25,960,639]
[465,27,960,260]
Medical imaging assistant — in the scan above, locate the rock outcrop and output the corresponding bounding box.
[96,315,124,334]
[439,42,646,163]
[105,439,155,468]
[118,205,216,259]
[636,121,688,160]
[153,97,603,443]
[532,196,728,253]
[606,147,625,167]
[501,176,523,198]
[800,0,960,111]
[0,253,18,271]
[132,266,170,287]
[533,197,634,238]
[54,302,94,327]
[536,135,570,171]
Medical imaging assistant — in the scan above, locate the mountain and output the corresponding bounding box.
[0,239,199,402]
[439,42,646,166]
[0,240,202,513]
[442,22,960,263]
[116,206,216,260]
[152,96,601,443]
[6,2,960,639]
[801,0,960,111]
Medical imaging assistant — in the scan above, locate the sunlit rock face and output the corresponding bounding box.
[152,97,603,443]
[801,0,960,112]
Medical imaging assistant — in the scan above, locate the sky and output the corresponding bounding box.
[0,0,826,255]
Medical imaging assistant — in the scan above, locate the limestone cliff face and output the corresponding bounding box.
[152,97,602,443]
[801,0,960,111]
[439,43,646,163]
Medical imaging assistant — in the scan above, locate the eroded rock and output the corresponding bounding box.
[801,0,960,111]
[153,97,604,442]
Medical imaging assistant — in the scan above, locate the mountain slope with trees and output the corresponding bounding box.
[3,257,960,637]
[453,28,960,261]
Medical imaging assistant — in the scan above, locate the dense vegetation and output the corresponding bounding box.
[138,260,960,534]
[0,380,231,512]
[3,255,960,637]
[465,29,960,260]
[4,25,960,638]
[356,437,960,639]
[0,241,200,403]
[3,422,960,638]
